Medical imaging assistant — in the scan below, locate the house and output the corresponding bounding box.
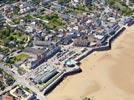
[0,73,3,81]
[60,36,73,45]
[108,23,120,35]
[19,2,36,14]
[0,53,4,61]
[41,0,55,5]
[33,41,53,47]
[83,0,93,5]
[123,17,134,26]
[128,0,134,7]
[0,13,5,26]
[71,0,80,6]
[25,44,61,69]
[61,14,70,21]
[8,41,16,47]
[2,95,13,100]
[10,86,35,100]
[73,34,100,47]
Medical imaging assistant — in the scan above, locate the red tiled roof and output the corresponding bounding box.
[2,95,13,100]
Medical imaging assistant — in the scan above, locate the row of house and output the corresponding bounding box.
[10,86,36,100]
[19,2,36,14]
[33,65,58,84]
[73,34,100,47]
[24,42,61,69]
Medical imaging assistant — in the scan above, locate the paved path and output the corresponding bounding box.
[0,63,47,100]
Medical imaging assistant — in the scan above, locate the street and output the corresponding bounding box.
[0,63,47,100]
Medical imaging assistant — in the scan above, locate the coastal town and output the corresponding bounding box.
[0,0,134,100]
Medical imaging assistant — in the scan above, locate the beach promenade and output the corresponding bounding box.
[47,26,134,100]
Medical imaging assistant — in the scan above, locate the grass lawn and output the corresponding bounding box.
[9,32,28,42]
[8,53,30,64]
[15,53,29,62]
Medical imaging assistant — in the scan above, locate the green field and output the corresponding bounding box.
[15,53,29,61]
[8,53,29,64]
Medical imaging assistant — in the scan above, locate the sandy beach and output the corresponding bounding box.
[47,25,134,100]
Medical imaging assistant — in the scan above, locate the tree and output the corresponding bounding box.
[0,68,3,73]
[0,81,5,91]
[8,36,15,41]
[6,78,15,86]
[58,0,71,4]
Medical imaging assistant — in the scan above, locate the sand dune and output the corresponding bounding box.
[47,26,134,100]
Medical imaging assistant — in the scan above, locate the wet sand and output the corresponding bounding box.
[47,26,134,100]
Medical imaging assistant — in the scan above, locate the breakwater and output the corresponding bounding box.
[44,67,81,95]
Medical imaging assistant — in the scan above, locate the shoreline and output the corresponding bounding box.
[47,25,134,100]
[44,25,126,95]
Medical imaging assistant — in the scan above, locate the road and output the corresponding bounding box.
[0,82,17,95]
[0,63,47,100]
